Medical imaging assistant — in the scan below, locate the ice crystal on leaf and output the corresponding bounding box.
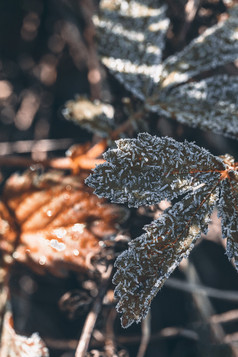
[86,133,238,327]
[94,2,238,139]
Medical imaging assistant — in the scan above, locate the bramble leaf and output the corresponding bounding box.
[147,75,238,139]
[218,163,238,269]
[86,133,225,207]
[93,0,169,100]
[86,133,238,327]
[157,5,238,90]
[113,185,218,327]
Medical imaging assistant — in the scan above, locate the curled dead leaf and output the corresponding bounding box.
[0,170,128,277]
[0,311,49,357]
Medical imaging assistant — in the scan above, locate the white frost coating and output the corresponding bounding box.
[86,133,238,328]
[86,133,225,207]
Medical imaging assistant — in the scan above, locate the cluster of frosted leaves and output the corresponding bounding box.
[63,96,115,137]
[0,170,127,277]
[86,133,238,327]
[95,1,238,139]
[0,312,49,357]
[93,0,169,100]
[147,75,238,139]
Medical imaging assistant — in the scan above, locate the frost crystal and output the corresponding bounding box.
[86,133,238,327]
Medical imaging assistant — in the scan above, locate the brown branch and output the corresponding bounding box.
[80,0,103,100]
[104,308,117,357]
[0,156,72,170]
[75,265,113,357]
[165,277,238,302]
[0,138,74,156]
[136,311,151,357]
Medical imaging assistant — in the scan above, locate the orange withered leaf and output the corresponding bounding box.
[0,311,49,357]
[0,170,127,277]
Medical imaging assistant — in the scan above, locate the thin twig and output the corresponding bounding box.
[179,260,225,344]
[0,138,74,156]
[0,156,72,170]
[80,0,103,100]
[118,326,199,345]
[104,308,117,357]
[165,277,238,302]
[75,265,113,357]
[42,325,199,351]
[211,309,238,325]
[136,311,151,357]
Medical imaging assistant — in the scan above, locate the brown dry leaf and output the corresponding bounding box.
[0,311,49,357]
[0,169,127,277]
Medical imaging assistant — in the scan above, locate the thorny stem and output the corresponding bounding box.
[75,265,113,357]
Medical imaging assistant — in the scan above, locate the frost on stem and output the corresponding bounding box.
[93,0,169,100]
[86,133,238,327]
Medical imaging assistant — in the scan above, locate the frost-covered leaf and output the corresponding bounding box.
[86,133,225,207]
[0,312,49,357]
[217,157,238,269]
[157,5,238,90]
[86,133,238,327]
[63,96,115,137]
[0,170,127,277]
[147,75,238,139]
[94,0,169,100]
[113,184,218,327]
